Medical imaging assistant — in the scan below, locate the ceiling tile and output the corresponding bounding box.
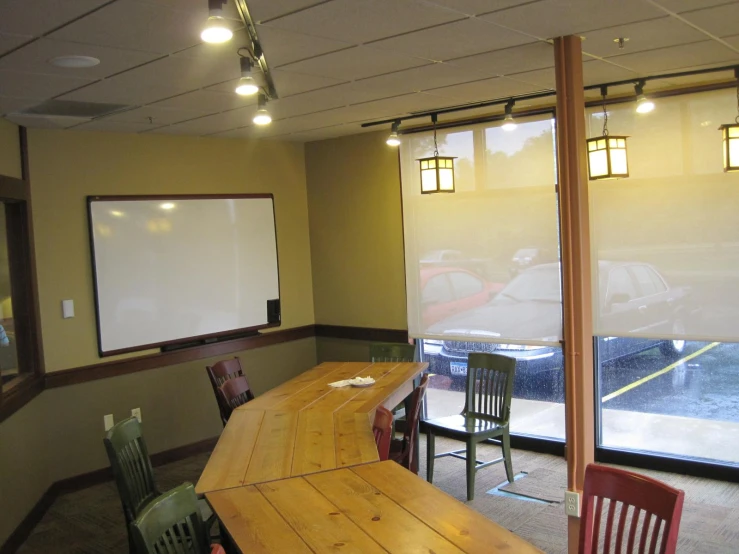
[581,17,708,58]
[604,40,739,74]
[262,84,388,118]
[650,0,739,14]
[0,69,93,99]
[152,90,257,112]
[49,1,228,54]
[679,3,739,38]
[369,18,535,62]
[446,42,554,78]
[349,92,457,120]
[100,105,210,126]
[262,0,463,44]
[276,46,429,80]
[134,0,241,19]
[0,96,39,115]
[0,32,31,56]
[271,69,347,96]
[0,38,159,79]
[722,34,739,49]
[660,68,736,86]
[282,123,377,142]
[61,54,239,105]
[354,62,494,97]
[424,76,543,103]
[150,107,253,135]
[581,59,641,86]
[480,0,666,39]
[72,119,157,133]
[256,25,352,67]
[508,67,556,89]
[0,0,111,37]
[246,1,327,23]
[5,113,87,128]
[422,0,537,16]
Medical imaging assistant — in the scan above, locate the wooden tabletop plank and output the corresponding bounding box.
[270,362,374,412]
[334,412,380,468]
[351,462,543,554]
[195,409,264,495]
[256,477,387,554]
[243,410,299,485]
[342,363,426,414]
[205,486,313,554]
[305,468,466,554]
[291,411,337,476]
[303,363,402,413]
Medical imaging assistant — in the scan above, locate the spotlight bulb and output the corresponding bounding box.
[502,113,517,131]
[636,94,654,114]
[386,131,400,146]
[253,108,271,126]
[235,76,259,96]
[201,11,233,43]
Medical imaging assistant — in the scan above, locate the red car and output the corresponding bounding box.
[420,267,503,327]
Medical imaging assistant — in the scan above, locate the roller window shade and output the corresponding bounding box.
[588,88,739,341]
[399,114,562,344]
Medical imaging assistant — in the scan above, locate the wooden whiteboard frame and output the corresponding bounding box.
[87,194,281,357]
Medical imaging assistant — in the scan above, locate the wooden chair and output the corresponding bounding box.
[218,376,255,422]
[372,406,394,461]
[420,353,516,501]
[389,373,429,474]
[205,357,251,425]
[104,417,161,554]
[130,483,225,554]
[579,464,685,554]
[369,342,415,362]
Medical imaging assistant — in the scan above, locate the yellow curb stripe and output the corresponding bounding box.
[601,342,720,403]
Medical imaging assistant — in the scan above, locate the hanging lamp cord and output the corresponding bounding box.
[433,121,439,156]
[602,93,609,136]
[735,81,739,124]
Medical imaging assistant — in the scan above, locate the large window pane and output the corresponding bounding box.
[0,205,19,385]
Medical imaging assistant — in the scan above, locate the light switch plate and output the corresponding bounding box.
[62,299,74,319]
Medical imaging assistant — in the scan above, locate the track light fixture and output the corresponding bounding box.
[201,0,233,44]
[235,57,259,96]
[386,121,401,146]
[502,100,517,131]
[635,81,654,114]
[719,68,739,172]
[417,114,456,194]
[253,93,272,125]
[587,86,629,180]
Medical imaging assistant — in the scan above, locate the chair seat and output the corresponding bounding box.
[422,414,506,438]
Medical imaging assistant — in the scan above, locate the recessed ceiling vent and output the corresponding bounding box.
[18,99,128,119]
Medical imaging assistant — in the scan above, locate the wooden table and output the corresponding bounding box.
[207,460,542,553]
[197,361,542,553]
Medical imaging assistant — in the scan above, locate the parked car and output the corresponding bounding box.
[420,267,503,328]
[509,247,558,277]
[420,249,491,278]
[425,261,692,399]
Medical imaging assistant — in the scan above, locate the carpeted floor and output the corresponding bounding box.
[16,436,739,553]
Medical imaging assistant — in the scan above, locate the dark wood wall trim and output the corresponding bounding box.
[314,324,408,343]
[0,436,218,554]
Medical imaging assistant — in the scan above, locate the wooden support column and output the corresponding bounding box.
[553,36,595,554]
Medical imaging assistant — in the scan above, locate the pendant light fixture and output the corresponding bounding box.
[417,114,456,194]
[719,68,739,172]
[253,93,272,125]
[235,56,259,96]
[635,81,654,114]
[201,0,233,44]
[587,86,629,180]
[502,99,517,131]
[386,121,401,147]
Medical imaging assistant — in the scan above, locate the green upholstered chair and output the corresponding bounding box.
[130,483,225,554]
[421,352,516,501]
[104,417,161,554]
[369,342,415,363]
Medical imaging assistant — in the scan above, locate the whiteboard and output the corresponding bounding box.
[88,195,280,356]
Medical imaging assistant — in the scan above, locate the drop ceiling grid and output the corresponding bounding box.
[0,0,737,141]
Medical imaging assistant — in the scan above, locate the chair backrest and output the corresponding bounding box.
[104,417,159,526]
[369,342,415,362]
[463,352,516,424]
[218,375,255,422]
[579,464,685,554]
[205,357,247,425]
[402,373,430,473]
[130,483,212,554]
[372,406,394,461]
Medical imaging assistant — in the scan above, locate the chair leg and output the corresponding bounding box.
[426,432,435,484]
[466,439,476,501]
[502,428,514,483]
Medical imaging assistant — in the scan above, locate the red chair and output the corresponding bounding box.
[390,374,429,474]
[579,463,685,554]
[218,376,255,423]
[372,406,394,461]
[206,357,253,425]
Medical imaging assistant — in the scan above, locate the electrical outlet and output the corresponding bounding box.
[565,491,581,517]
[104,414,114,432]
[131,407,142,423]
